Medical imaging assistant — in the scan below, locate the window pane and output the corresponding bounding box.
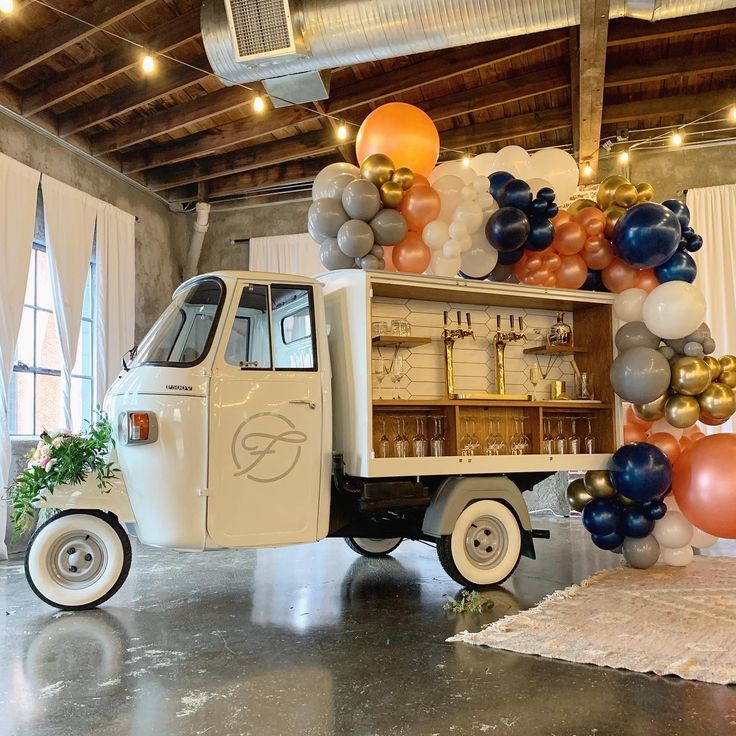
[36,310,62,371]
[9,371,34,435]
[35,248,54,311]
[71,376,93,433]
[226,285,271,369]
[73,319,93,377]
[24,250,35,306]
[36,373,63,433]
[82,268,93,320]
[271,286,316,370]
[15,307,34,367]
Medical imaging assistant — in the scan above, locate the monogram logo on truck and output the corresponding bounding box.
[231,412,307,483]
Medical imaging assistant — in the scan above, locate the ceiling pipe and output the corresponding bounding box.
[184,201,211,279]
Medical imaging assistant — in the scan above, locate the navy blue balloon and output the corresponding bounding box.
[488,171,515,202]
[497,248,525,265]
[685,233,703,253]
[613,203,681,268]
[582,498,621,536]
[592,529,626,551]
[459,270,492,281]
[681,226,695,241]
[498,179,533,210]
[610,442,672,503]
[662,199,690,229]
[530,197,548,216]
[537,187,556,204]
[524,215,554,251]
[654,250,697,283]
[643,500,667,521]
[545,202,559,219]
[485,207,530,252]
[580,268,606,292]
[621,506,655,538]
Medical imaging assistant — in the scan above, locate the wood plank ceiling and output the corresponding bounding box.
[1,1,735,208]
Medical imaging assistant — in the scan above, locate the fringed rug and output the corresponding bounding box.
[448,556,736,684]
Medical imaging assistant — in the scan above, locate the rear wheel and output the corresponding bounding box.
[437,500,521,589]
[25,510,132,610]
[345,537,402,557]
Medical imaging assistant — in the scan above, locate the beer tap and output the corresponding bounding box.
[442,310,474,398]
[491,314,528,397]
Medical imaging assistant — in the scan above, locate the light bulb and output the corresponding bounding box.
[618,150,629,164]
[253,95,265,113]
[582,162,593,177]
[141,54,155,74]
[671,130,683,146]
[731,105,736,121]
[0,0,13,14]
[462,156,471,167]
[337,124,348,141]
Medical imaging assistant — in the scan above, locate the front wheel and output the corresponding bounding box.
[437,500,522,589]
[25,510,132,610]
[345,537,402,557]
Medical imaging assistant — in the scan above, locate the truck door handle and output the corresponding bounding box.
[290,399,317,410]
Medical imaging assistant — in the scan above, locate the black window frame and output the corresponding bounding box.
[271,284,318,373]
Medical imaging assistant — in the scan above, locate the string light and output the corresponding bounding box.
[462,156,471,167]
[582,161,593,177]
[0,0,13,13]
[141,54,155,74]
[731,105,736,122]
[252,95,265,113]
[618,150,629,164]
[671,130,683,146]
[336,123,348,141]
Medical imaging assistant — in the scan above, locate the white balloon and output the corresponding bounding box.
[312,162,360,200]
[433,174,465,194]
[494,145,532,179]
[659,544,694,567]
[614,288,648,323]
[460,225,498,278]
[529,148,579,203]
[473,175,490,193]
[690,527,718,549]
[429,161,475,185]
[461,185,478,201]
[470,151,497,176]
[457,236,472,253]
[476,192,496,212]
[449,221,469,240]
[653,510,694,549]
[430,251,461,277]
[422,220,450,251]
[453,201,484,234]
[642,282,707,340]
[442,240,461,258]
[663,494,679,512]
[433,174,465,223]
[525,177,554,196]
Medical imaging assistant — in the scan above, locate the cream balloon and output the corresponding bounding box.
[469,151,497,176]
[659,544,694,567]
[472,175,490,193]
[452,201,484,234]
[653,510,694,549]
[476,192,496,212]
[613,288,648,323]
[461,185,478,201]
[529,148,579,203]
[448,221,469,241]
[642,282,707,340]
[690,527,718,548]
[432,174,465,223]
[525,177,554,196]
[494,145,532,179]
[429,161,475,185]
[430,251,461,277]
[422,220,450,251]
[442,240,461,258]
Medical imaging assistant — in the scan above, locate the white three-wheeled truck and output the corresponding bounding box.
[24,269,621,609]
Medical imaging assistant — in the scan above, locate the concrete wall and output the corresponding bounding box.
[0,111,186,341]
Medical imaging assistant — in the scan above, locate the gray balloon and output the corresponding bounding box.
[370,244,385,259]
[615,321,661,352]
[359,254,382,271]
[665,322,711,354]
[623,535,660,569]
[337,219,375,258]
[610,346,672,404]
[702,337,717,355]
[308,197,349,238]
[684,341,704,357]
[658,345,676,361]
[319,238,356,270]
[307,219,328,245]
[342,179,381,221]
[369,208,408,246]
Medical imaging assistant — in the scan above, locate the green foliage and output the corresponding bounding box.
[4,413,118,537]
[443,589,484,614]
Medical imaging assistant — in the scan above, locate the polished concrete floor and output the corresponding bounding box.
[2,516,736,736]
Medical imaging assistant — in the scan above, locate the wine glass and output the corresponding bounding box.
[585,417,596,454]
[510,417,525,455]
[413,416,428,457]
[520,416,531,454]
[393,415,409,457]
[460,417,475,456]
[391,354,405,383]
[377,415,390,458]
[554,418,566,455]
[543,418,554,455]
[373,353,386,398]
[568,416,581,454]
[492,418,507,455]
[430,416,445,457]
[483,415,496,455]
[529,364,542,402]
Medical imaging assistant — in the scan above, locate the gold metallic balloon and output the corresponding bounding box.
[670,356,712,396]
[566,198,597,216]
[360,153,395,186]
[704,355,721,381]
[567,478,593,512]
[633,392,668,422]
[720,354,736,373]
[617,493,637,506]
[391,166,414,191]
[613,182,638,208]
[604,205,627,239]
[719,369,736,388]
[698,382,736,421]
[664,394,701,428]
[597,175,630,209]
[380,180,404,208]
[635,182,655,203]
[584,470,616,499]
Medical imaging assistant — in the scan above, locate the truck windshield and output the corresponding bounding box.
[133,278,224,367]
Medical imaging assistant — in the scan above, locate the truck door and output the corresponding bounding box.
[207,281,325,547]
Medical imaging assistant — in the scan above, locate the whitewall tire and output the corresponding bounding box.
[345,537,402,557]
[437,500,522,588]
[25,510,132,610]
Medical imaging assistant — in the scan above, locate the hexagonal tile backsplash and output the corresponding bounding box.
[371,297,577,400]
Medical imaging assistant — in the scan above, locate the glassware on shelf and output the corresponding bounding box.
[430,416,445,457]
[390,319,411,337]
[460,416,480,456]
[413,416,428,458]
[510,416,525,455]
[391,354,406,383]
[554,418,566,455]
[492,418,507,455]
[568,416,581,454]
[584,417,596,454]
[373,354,387,387]
[548,311,573,346]
[529,364,542,402]
[574,370,594,400]
[377,415,390,459]
[543,418,554,455]
[520,416,531,454]
[393,415,409,458]
[372,321,389,337]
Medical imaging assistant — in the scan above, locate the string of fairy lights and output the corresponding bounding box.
[2,0,735,178]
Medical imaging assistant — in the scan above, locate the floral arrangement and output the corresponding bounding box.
[5,414,117,536]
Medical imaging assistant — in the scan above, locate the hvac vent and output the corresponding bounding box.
[223,0,297,62]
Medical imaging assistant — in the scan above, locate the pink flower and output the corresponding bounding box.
[39,455,50,470]
[45,459,57,473]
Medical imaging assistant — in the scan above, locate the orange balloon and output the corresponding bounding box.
[543,275,557,286]
[527,255,543,271]
[382,245,397,272]
[556,254,588,289]
[687,429,706,442]
[647,431,681,464]
[392,232,431,274]
[679,435,692,452]
[551,210,572,228]
[602,258,638,293]
[398,185,440,231]
[635,268,660,292]
[673,434,736,538]
[625,405,652,429]
[355,102,440,176]
[543,252,562,271]
[624,424,649,444]
[581,237,614,270]
[574,206,607,236]
[412,173,430,188]
[554,221,587,255]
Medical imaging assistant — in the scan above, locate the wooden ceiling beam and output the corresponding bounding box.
[0,0,157,81]
[577,0,610,176]
[607,9,736,46]
[58,54,210,137]
[569,27,580,159]
[21,8,202,116]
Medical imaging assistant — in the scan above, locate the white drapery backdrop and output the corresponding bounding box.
[687,183,736,434]
[0,154,41,559]
[42,175,98,430]
[249,233,325,277]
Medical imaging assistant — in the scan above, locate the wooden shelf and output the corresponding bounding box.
[371,335,432,347]
[372,399,609,409]
[523,344,587,355]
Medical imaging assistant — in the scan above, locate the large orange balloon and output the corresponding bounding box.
[550,210,572,228]
[647,431,681,464]
[673,433,736,538]
[624,424,649,444]
[602,258,638,293]
[382,245,397,272]
[556,254,588,289]
[398,185,441,231]
[634,268,660,293]
[392,232,431,274]
[574,206,607,236]
[581,237,614,270]
[553,221,587,255]
[355,102,440,176]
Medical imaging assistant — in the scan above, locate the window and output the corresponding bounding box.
[224,285,271,369]
[9,244,95,435]
[271,286,316,370]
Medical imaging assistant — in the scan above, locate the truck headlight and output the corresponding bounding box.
[120,411,158,445]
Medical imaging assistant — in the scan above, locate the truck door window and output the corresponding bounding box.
[224,285,272,369]
[271,285,317,371]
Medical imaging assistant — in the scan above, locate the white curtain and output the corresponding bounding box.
[687,184,736,434]
[249,233,326,277]
[41,175,98,430]
[0,153,41,558]
[95,202,136,403]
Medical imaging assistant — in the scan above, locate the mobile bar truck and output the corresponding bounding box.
[23,270,621,609]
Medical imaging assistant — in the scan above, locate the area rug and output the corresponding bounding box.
[448,556,736,684]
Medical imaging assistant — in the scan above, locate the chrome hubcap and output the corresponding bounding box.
[48,531,107,589]
[464,515,508,568]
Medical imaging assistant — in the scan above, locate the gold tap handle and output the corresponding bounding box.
[496,314,501,330]
[456,310,462,326]
[510,314,515,330]
[519,315,524,332]
[443,310,449,327]
[465,312,471,328]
